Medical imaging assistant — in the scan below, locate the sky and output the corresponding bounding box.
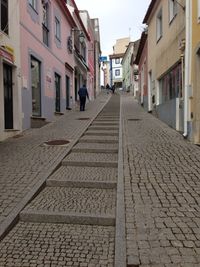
[75,0,151,56]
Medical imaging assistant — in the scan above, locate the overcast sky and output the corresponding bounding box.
[75,0,151,56]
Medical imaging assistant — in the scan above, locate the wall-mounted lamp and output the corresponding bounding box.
[71,28,85,43]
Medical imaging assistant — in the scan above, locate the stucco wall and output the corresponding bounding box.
[0,0,22,141]
[191,0,200,143]
[147,0,185,87]
[20,0,74,129]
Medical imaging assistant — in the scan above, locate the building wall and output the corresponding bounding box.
[113,37,130,54]
[122,43,134,92]
[147,0,185,109]
[20,0,74,130]
[0,0,22,141]
[138,39,148,110]
[111,57,123,87]
[190,0,200,143]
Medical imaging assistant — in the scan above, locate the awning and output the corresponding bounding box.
[0,47,14,64]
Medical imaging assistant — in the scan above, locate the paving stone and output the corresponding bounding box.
[0,222,115,266]
[72,142,118,153]
[79,134,118,143]
[62,152,118,167]
[20,187,116,225]
[47,166,117,189]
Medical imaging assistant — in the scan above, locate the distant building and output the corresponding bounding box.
[109,37,130,88]
[102,61,110,87]
[122,40,140,96]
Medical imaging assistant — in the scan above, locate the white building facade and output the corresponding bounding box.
[0,0,22,141]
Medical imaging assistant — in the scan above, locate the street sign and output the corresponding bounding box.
[99,56,107,62]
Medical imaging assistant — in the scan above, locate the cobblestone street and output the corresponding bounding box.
[1,92,200,266]
[122,96,200,267]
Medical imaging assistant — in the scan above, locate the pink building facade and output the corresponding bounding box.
[20,0,76,129]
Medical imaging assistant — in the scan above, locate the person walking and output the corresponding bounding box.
[78,84,89,111]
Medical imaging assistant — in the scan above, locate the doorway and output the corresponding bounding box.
[4,63,13,129]
[66,75,70,109]
[55,73,61,112]
[31,56,41,116]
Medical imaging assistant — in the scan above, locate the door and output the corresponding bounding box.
[4,63,13,129]
[55,73,61,112]
[66,75,70,109]
[75,77,78,101]
[31,56,41,116]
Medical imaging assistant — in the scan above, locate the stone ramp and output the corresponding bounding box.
[84,129,119,136]
[47,165,117,189]
[20,187,116,226]
[0,222,115,267]
[72,142,118,153]
[79,135,118,143]
[62,152,118,167]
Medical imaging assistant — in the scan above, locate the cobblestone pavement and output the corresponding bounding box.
[122,95,200,267]
[0,92,109,229]
[0,222,115,267]
[0,94,120,266]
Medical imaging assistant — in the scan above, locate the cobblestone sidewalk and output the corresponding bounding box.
[122,95,200,267]
[0,91,110,239]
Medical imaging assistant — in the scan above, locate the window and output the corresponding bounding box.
[115,69,120,76]
[159,63,182,104]
[169,0,177,23]
[115,58,120,64]
[81,43,86,61]
[29,0,37,10]
[31,56,41,116]
[55,17,61,41]
[1,0,8,34]
[156,8,163,42]
[55,73,61,112]
[198,0,200,22]
[42,1,49,46]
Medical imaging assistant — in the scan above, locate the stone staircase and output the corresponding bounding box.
[0,95,121,266]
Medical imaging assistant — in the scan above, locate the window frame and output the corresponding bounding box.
[1,0,8,34]
[42,1,49,46]
[115,58,120,64]
[156,8,163,42]
[28,0,37,11]
[169,0,177,24]
[55,16,61,42]
[198,0,200,22]
[115,69,120,76]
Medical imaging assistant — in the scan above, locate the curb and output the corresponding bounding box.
[115,96,126,267]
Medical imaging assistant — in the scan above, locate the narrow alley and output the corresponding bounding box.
[0,92,200,266]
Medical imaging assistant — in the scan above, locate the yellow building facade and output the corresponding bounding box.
[190,0,200,143]
[144,0,185,130]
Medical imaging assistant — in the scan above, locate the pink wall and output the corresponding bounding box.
[20,0,75,129]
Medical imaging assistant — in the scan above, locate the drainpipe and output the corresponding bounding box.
[183,0,191,137]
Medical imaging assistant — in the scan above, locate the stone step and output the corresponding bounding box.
[72,142,118,153]
[47,165,117,188]
[89,125,119,130]
[92,122,119,126]
[79,135,118,144]
[20,187,116,226]
[62,152,118,167]
[94,118,119,121]
[0,222,115,266]
[84,130,118,136]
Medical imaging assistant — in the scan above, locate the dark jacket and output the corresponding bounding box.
[78,86,89,98]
